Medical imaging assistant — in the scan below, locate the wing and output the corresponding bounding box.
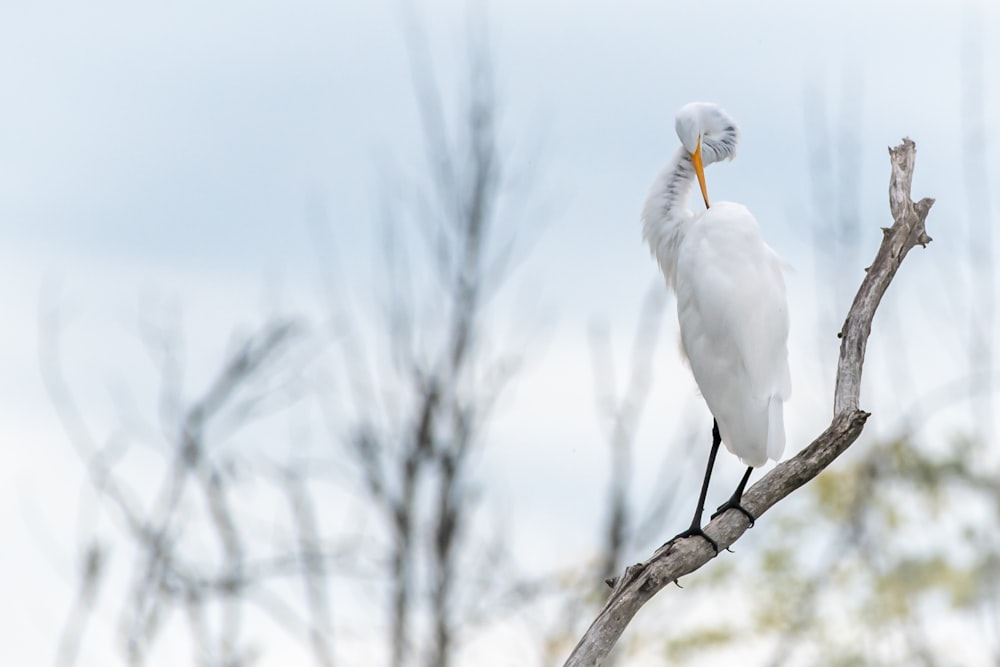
[674,202,790,466]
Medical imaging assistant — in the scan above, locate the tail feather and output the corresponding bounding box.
[766,395,785,461]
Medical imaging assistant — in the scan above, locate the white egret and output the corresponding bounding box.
[642,102,790,551]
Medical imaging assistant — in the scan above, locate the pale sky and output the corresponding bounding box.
[2,0,998,664]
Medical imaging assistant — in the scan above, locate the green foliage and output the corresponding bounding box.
[650,430,1000,665]
[664,625,738,662]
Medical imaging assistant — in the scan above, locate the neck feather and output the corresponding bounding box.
[642,147,696,288]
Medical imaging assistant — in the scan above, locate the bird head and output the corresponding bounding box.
[674,102,740,209]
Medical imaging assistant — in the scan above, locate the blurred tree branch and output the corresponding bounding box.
[563,138,934,667]
[48,10,539,666]
[961,5,995,444]
[43,313,355,666]
[319,12,538,667]
[538,286,668,666]
[588,285,666,589]
[55,541,107,667]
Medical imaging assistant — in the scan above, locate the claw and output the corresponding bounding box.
[711,499,756,527]
[672,526,719,554]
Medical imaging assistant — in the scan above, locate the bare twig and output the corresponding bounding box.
[283,472,336,667]
[961,6,995,443]
[588,284,666,586]
[55,542,106,667]
[330,14,533,666]
[563,139,934,666]
[45,314,335,666]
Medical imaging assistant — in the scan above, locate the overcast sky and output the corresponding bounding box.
[2,1,998,664]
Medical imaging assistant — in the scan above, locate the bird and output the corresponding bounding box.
[641,102,791,552]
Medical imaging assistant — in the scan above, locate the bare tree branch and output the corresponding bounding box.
[323,13,536,666]
[588,284,666,587]
[43,310,355,666]
[283,472,336,667]
[563,138,934,667]
[55,542,106,667]
[961,5,995,443]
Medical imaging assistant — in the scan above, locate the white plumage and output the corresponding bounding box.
[643,102,790,469]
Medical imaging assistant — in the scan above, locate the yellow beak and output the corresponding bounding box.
[691,139,710,209]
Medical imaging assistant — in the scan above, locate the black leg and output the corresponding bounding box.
[710,465,756,527]
[671,420,723,553]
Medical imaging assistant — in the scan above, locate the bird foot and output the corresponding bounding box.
[710,498,755,527]
[667,525,719,554]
